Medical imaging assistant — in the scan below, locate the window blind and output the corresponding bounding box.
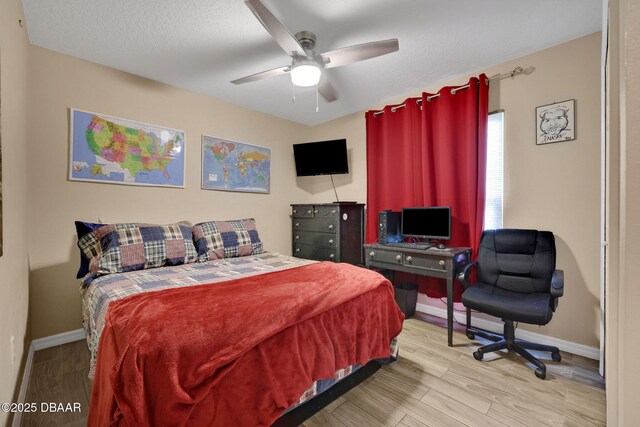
[484,111,504,230]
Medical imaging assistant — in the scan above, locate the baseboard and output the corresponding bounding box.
[12,343,34,427]
[31,329,85,351]
[416,303,600,360]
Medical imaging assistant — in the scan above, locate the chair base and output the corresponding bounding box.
[466,320,561,380]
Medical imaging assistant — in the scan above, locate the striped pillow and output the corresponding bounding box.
[77,222,198,285]
[193,218,264,261]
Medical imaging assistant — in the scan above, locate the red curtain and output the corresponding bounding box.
[365,75,488,300]
[365,99,422,241]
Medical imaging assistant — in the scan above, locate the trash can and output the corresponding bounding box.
[393,282,418,318]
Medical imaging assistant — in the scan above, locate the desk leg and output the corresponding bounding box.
[447,269,453,347]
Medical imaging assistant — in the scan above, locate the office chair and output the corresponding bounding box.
[458,229,564,379]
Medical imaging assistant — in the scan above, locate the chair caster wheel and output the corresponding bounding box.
[535,368,546,380]
[473,350,483,361]
[551,351,561,362]
[466,331,475,340]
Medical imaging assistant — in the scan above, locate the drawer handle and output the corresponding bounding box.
[295,222,300,227]
[295,235,300,239]
[439,260,445,266]
[295,248,301,252]
[331,210,336,214]
[307,209,312,214]
[395,254,402,262]
[329,239,334,244]
[328,224,334,230]
[314,209,319,214]
[369,251,375,257]
[406,256,413,263]
[329,254,335,259]
[293,209,297,214]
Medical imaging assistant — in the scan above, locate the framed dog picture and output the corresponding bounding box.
[535,99,576,145]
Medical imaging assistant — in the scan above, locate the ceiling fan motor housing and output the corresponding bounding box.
[295,31,317,52]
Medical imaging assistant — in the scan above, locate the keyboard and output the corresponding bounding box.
[385,242,432,250]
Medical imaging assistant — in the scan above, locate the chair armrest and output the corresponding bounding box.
[457,261,478,290]
[550,269,564,298]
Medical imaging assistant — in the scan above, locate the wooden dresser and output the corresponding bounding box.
[291,203,364,265]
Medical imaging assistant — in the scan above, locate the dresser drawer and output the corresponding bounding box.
[293,217,338,232]
[366,248,403,265]
[292,205,314,218]
[315,247,337,261]
[404,253,447,271]
[293,244,337,261]
[315,205,339,217]
[293,243,315,259]
[293,231,337,248]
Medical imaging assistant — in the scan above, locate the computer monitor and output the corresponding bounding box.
[401,207,451,240]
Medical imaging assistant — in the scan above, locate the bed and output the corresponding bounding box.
[77,221,403,426]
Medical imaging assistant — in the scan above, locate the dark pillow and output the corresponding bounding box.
[193,219,264,262]
[75,221,105,279]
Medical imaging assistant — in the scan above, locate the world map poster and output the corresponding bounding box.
[202,136,270,193]
[70,109,185,187]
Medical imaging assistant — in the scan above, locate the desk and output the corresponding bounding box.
[364,244,472,346]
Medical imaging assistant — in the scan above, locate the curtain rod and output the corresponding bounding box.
[372,66,533,117]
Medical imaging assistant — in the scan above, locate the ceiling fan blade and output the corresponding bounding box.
[318,77,338,102]
[231,65,290,85]
[321,39,399,69]
[244,0,307,58]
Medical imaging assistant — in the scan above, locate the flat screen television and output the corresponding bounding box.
[401,207,451,240]
[293,139,349,176]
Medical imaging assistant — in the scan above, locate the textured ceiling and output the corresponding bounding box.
[22,0,602,126]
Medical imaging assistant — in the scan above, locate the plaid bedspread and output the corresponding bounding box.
[81,252,399,410]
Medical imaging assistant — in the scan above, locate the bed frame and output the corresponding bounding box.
[273,360,382,426]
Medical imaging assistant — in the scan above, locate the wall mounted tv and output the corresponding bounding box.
[293,139,349,176]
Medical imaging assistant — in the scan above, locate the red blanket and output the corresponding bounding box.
[89,262,404,426]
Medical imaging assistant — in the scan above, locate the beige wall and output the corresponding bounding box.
[606,0,640,424]
[304,33,602,348]
[0,0,31,422]
[27,46,310,339]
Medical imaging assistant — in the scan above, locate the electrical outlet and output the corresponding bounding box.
[10,336,16,366]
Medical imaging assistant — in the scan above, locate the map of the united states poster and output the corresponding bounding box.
[70,109,185,187]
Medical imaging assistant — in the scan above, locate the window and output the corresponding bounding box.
[484,111,504,230]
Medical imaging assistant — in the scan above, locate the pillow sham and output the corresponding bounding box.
[78,221,198,285]
[75,221,105,279]
[193,218,264,261]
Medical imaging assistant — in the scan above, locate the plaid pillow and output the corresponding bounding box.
[77,221,198,285]
[193,218,264,261]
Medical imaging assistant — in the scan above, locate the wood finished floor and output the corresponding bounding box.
[22,340,91,426]
[22,314,605,426]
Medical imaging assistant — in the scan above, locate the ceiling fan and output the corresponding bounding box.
[231,0,399,102]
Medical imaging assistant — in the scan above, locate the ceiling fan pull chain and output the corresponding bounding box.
[316,84,319,112]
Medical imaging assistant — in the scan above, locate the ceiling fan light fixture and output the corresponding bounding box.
[291,62,321,87]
